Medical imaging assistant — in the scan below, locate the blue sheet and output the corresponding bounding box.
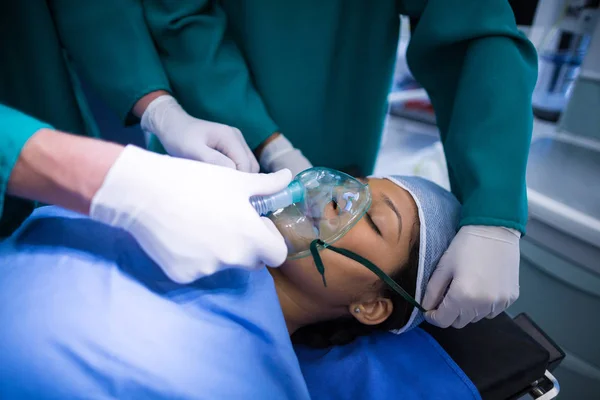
[0,207,310,399]
[295,330,481,400]
[0,206,480,400]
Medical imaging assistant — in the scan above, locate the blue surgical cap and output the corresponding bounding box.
[383,176,461,333]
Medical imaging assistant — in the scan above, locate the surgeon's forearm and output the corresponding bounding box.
[6,129,123,215]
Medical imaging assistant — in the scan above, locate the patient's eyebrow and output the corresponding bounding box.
[382,193,402,242]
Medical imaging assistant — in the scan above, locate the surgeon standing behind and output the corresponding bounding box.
[139,0,539,329]
[10,1,537,328]
[0,1,292,284]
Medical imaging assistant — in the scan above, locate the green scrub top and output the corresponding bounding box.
[0,0,171,235]
[143,0,538,233]
[1,0,537,237]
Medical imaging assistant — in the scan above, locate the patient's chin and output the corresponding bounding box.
[278,258,315,283]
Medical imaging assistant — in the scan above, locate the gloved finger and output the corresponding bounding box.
[485,302,498,320]
[487,299,510,319]
[247,148,260,174]
[471,313,488,324]
[508,290,519,309]
[422,262,453,310]
[159,260,201,285]
[244,147,259,174]
[194,147,237,169]
[248,168,293,196]
[212,128,254,173]
[134,242,195,285]
[424,291,460,328]
[233,128,260,173]
[253,217,289,267]
[251,158,260,174]
[451,309,477,329]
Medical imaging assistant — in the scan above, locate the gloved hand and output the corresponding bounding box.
[259,134,312,177]
[90,145,290,284]
[422,225,521,329]
[141,95,259,173]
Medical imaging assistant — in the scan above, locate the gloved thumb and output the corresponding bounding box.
[424,291,460,328]
[422,263,453,311]
[258,217,289,267]
[248,168,293,196]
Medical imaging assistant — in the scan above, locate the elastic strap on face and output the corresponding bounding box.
[310,240,328,287]
[310,239,426,313]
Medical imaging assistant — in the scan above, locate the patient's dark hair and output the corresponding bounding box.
[291,236,420,348]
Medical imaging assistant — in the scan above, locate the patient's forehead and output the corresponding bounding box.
[365,178,415,206]
[366,177,420,241]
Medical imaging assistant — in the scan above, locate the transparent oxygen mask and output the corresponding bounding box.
[250,169,425,312]
[253,167,372,259]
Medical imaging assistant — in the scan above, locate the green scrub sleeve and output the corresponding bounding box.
[142,1,279,149]
[48,0,172,125]
[0,104,52,219]
[405,0,538,234]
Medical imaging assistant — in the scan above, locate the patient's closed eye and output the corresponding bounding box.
[365,212,382,237]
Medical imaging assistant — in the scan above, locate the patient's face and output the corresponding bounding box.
[278,178,419,313]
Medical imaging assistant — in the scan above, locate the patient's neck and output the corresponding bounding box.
[268,268,330,335]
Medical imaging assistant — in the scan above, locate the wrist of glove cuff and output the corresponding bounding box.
[259,134,311,175]
[140,94,181,136]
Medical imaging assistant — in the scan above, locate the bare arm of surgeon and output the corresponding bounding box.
[7,129,123,215]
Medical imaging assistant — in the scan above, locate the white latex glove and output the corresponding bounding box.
[90,145,290,284]
[141,95,259,173]
[259,134,312,177]
[422,225,521,329]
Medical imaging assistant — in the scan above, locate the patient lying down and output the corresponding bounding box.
[271,175,460,346]
[0,174,460,398]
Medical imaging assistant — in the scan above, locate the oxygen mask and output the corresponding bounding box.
[251,167,371,259]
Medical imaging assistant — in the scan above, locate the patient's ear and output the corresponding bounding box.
[349,298,393,325]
